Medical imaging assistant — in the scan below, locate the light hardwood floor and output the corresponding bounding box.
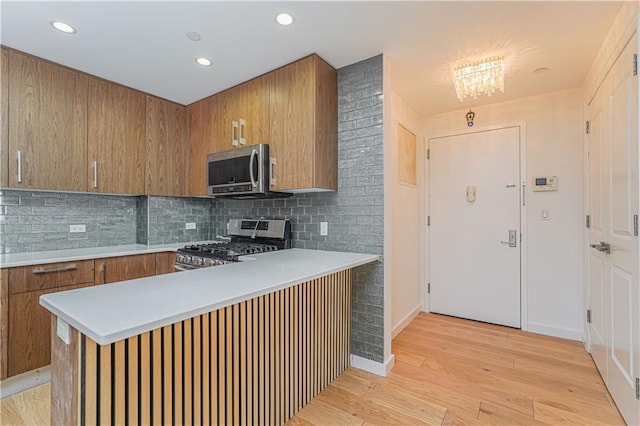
[289,313,625,426]
[0,313,625,425]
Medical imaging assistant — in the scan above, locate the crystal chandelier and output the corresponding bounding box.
[453,56,505,102]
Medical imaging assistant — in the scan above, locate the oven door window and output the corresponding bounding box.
[208,155,257,186]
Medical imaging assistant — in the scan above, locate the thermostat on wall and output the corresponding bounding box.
[533,176,558,192]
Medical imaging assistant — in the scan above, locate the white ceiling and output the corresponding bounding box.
[0,1,622,117]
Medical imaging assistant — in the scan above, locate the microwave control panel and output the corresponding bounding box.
[533,176,558,192]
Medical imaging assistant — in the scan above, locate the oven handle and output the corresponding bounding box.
[249,148,258,188]
[174,264,196,272]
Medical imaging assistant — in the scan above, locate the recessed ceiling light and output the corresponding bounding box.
[534,67,549,74]
[50,20,76,34]
[186,31,201,42]
[195,57,212,67]
[276,13,294,26]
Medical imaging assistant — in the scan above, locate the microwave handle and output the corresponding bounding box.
[249,148,258,188]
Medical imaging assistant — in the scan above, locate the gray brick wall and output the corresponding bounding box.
[0,189,139,253]
[146,195,213,244]
[213,54,385,362]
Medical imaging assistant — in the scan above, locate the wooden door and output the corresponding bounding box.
[88,78,145,195]
[238,74,271,148]
[8,282,90,376]
[146,96,187,196]
[95,254,156,285]
[187,96,216,196]
[8,50,88,191]
[155,252,176,275]
[270,56,314,190]
[1,47,8,188]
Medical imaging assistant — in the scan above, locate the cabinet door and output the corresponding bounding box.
[88,78,145,194]
[270,56,315,190]
[95,254,156,285]
[155,252,176,275]
[1,47,8,188]
[8,50,88,191]
[237,75,271,148]
[8,282,90,377]
[146,96,187,196]
[187,96,216,196]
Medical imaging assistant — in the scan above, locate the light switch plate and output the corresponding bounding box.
[186,222,196,230]
[56,317,70,345]
[541,209,550,221]
[320,222,328,236]
[69,224,86,233]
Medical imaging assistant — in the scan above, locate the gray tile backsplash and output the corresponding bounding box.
[147,196,213,244]
[0,189,139,253]
[0,54,385,364]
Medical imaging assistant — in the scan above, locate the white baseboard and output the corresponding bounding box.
[0,366,51,399]
[527,322,582,341]
[350,353,395,377]
[392,304,422,338]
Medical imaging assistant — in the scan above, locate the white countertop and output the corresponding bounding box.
[0,242,215,268]
[39,249,379,345]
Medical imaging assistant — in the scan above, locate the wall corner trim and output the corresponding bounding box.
[392,304,422,339]
[350,353,395,377]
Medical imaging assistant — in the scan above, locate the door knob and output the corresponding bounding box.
[590,241,611,254]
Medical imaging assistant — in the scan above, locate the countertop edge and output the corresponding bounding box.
[41,251,380,345]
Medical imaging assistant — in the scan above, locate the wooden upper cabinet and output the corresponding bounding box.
[1,47,8,188]
[146,96,187,196]
[8,50,88,191]
[187,96,216,196]
[270,55,337,191]
[237,74,271,148]
[88,78,145,194]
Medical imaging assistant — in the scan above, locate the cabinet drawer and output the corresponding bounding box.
[8,260,94,294]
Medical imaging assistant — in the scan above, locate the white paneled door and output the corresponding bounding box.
[429,126,521,328]
[587,35,639,426]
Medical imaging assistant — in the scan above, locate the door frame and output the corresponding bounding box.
[423,122,528,331]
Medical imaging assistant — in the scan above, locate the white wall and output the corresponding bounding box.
[422,89,585,340]
[389,89,424,337]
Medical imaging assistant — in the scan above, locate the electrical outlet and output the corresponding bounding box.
[186,222,196,230]
[69,224,86,233]
[320,222,328,236]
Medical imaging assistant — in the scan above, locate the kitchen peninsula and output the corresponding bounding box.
[39,248,378,425]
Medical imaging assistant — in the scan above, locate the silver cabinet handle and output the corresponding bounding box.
[33,264,78,274]
[239,118,246,145]
[270,157,277,186]
[92,160,98,188]
[17,151,22,183]
[232,120,239,146]
[249,149,258,188]
[590,241,611,254]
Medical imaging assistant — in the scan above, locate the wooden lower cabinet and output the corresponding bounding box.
[155,252,176,275]
[95,254,156,285]
[7,282,91,377]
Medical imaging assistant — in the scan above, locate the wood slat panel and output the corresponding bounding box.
[114,340,126,425]
[127,336,139,426]
[140,332,151,425]
[184,319,193,425]
[71,272,351,426]
[193,316,202,426]
[84,338,98,425]
[98,344,111,426]
[202,313,210,426]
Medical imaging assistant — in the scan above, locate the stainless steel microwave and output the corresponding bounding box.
[207,144,272,197]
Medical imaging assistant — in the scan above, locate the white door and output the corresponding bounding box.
[429,126,521,328]
[587,36,640,425]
